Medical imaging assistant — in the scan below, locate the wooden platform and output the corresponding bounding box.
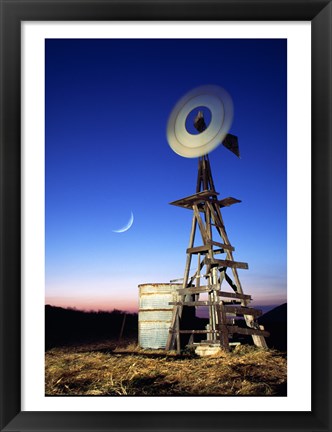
[170,190,241,211]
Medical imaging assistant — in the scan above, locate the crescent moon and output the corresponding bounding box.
[113,211,134,233]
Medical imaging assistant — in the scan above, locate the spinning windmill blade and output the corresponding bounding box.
[166,85,240,158]
[193,110,240,158]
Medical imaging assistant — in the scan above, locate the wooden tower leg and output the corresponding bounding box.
[176,313,181,354]
[216,303,229,351]
[209,200,268,348]
[166,214,197,351]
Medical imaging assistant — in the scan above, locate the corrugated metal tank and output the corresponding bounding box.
[138,283,181,349]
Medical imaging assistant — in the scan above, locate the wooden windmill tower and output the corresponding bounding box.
[165,86,269,353]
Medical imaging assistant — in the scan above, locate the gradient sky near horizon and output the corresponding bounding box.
[45,38,287,313]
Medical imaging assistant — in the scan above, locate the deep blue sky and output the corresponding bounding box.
[45,39,287,312]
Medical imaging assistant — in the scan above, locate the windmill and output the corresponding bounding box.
[165,85,269,353]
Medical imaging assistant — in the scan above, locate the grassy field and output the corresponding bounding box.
[45,342,287,396]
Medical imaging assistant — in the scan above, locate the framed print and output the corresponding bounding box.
[0,1,331,431]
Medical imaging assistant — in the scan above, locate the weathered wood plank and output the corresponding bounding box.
[205,156,216,191]
[169,321,245,334]
[177,285,219,295]
[170,300,220,307]
[210,223,224,229]
[224,306,262,317]
[205,200,212,258]
[188,256,207,287]
[217,291,252,300]
[217,197,241,207]
[207,240,235,251]
[171,325,268,337]
[212,259,249,270]
[212,249,224,255]
[182,215,197,287]
[224,272,239,292]
[227,326,270,338]
[170,190,219,208]
[165,306,179,350]
[193,204,208,244]
[197,252,201,289]
[171,329,215,334]
[176,313,180,354]
[216,303,229,351]
[176,288,252,300]
[224,300,242,305]
[186,245,210,254]
[196,158,203,192]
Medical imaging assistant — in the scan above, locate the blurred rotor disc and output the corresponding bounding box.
[167,85,234,158]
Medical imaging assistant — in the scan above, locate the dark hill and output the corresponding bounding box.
[259,303,287,323]
[45,304,287,352]
[258,303,287,352]
[45,305,138,350]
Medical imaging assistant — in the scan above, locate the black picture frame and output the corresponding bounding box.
[0,1,331,431]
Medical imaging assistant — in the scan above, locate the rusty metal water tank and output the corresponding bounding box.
[138,283,181,349]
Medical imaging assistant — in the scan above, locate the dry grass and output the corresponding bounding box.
[45,342,287,396]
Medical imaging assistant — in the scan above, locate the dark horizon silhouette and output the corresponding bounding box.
[45,303,287,352]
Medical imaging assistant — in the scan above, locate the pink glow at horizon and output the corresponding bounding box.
[45,281,286,313]
[45,271,286,313]
[45,295,139,313]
